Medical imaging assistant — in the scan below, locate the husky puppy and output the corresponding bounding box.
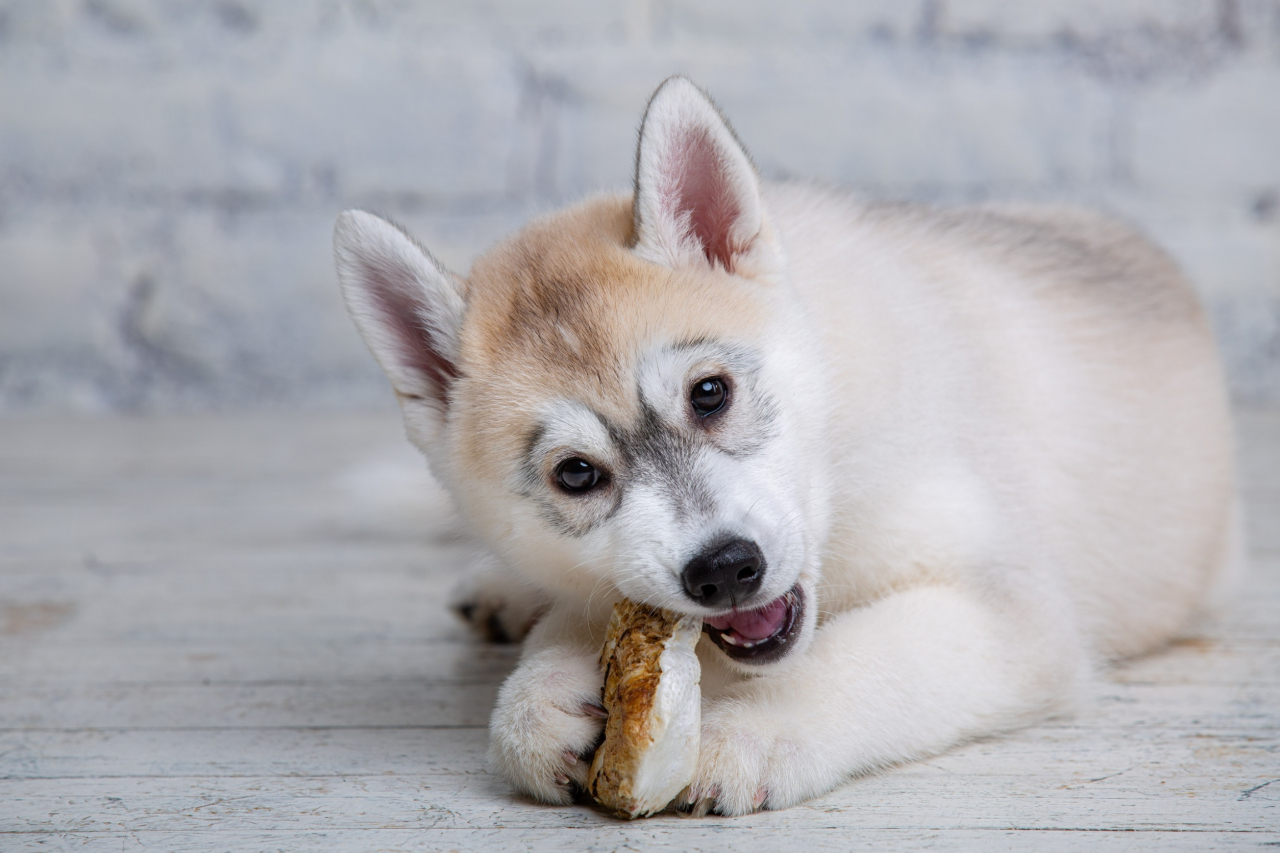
[333,77,1238,815]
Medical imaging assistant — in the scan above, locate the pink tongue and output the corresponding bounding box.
[704,595,788,640]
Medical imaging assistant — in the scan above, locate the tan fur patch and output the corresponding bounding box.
[452,194,775,482]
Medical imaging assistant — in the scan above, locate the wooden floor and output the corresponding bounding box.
[1,409,1277,852]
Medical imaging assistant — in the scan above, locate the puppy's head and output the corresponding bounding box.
[335,78,831,668]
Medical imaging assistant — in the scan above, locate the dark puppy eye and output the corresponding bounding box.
[690,377,728,417]
[556,458,602,493]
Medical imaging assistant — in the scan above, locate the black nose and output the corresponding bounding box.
[680,538,765,608]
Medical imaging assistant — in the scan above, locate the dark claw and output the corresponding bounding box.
[690,796,715,818]
[484,611,512,643]
[580,700,608,718]
[675,783,718,818]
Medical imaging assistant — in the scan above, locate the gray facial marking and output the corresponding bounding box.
[515,339,783,538]
[517,418,620,538]
[536,494,622,538]
[515,423,546,496]
[611,398,719,520]
[712,374,781,458]
[663,338,782,458]
[514,420,545,494]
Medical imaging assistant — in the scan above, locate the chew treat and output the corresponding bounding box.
[588,599,702,819]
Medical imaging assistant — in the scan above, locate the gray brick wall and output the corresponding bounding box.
[2,0,1278,410]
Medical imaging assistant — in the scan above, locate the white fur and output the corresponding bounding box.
[334,78,1238,815]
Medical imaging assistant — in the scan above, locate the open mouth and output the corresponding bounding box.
[702,584,804,664]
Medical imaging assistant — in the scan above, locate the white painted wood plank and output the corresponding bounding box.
[3,766,1275,832]
[0,677,1275,731]
[0,639,521,686]
[0,828,1268,853]
[0,681,498,729]
[0,557,478,646]
[1,724,1274,785]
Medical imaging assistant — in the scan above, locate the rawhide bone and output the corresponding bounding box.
[587,599,702,818]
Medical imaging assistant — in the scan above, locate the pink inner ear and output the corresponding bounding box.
[669,127,741,271]
[361,259,457,405]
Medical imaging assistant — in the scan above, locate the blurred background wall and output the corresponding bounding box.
[1,0,1278,412]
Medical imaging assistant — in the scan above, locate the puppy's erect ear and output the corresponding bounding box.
[632,77,768,274]
[333,210,465,416]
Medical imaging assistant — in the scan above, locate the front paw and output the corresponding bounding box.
[487,647,606,805]
[683,701,825,816]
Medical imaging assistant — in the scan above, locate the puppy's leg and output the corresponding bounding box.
[450,552,551,643]
[487,602,606,804]
[690,583,1086,815]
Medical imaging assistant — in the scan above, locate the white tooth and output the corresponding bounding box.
[721,633,742,646]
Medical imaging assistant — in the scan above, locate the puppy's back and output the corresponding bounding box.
[770,184,1237,660]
